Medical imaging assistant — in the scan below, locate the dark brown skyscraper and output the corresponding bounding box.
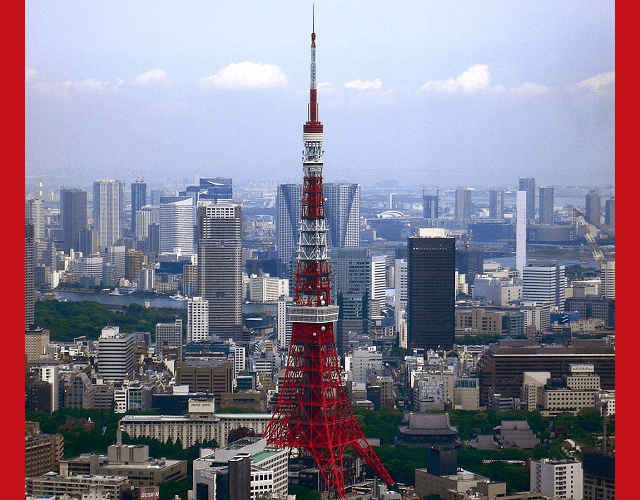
[408,228,455,351]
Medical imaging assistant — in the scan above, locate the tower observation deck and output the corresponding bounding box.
[263,10,394,498]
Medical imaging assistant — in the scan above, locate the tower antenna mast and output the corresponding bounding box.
[263,10,393,498]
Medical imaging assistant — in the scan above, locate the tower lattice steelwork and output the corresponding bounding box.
[263,10,393,498]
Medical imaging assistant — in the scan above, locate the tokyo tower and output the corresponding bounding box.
[263,9,394,498]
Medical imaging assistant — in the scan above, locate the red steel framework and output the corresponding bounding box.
[263,9,393,498]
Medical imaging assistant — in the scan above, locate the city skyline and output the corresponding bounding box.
[26,2,614,188]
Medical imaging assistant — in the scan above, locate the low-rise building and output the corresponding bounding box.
[119,399,272,448]
[60,429,187,487]
[25,472,131,499]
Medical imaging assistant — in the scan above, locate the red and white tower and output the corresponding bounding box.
[263,10,393,498]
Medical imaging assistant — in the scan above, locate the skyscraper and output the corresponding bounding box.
[197,201,243,342]
[407,228,455,351]
[130,180,147,236]
[26,221,35,327]
[264,14,392,496]
[93,180,125,247]
[423,193,439,219]
[522,263,566,307]
[585,190,601,225]
[323,183,360,247]
[538,187,554,225]
[25,180,45,241]
[60,188,88,254]
[516,191,527,279]
[187,297,209,343]
[276,183,303,279]
[454,188,472,220]
[604,198,615,227]
[329,247,369,354]
[519,178,535,222]
[159,196,195,256]
[277,182,360,279]
[156,319,183,361]
[488,189,504,219]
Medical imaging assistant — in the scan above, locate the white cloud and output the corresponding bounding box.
[134,68,168,86]
[199,61,288,90]
[577,71,615,91]
[344,78,382,90]
[510,82,551,96]
[420,64,492,93]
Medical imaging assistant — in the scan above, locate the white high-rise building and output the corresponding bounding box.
[602,260,615,299]
[523,264,566,307]
[530,458,583,500]
[160,196,195,256]
[187,296,210,343]
[277,296,292,352]
[369,255,386,315]
[323,183,360,248]
[394,258,408,308]
[135,205,159,240]
[93,180,125,247]
[231,344,246,379]
[100,245,126,281]
[97,327,134,382]
[156,319,183,360]
[516,190,527,279]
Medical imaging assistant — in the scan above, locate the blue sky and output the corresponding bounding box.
[25,1,615,189]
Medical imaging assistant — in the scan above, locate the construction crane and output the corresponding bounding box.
[573,207,606,269]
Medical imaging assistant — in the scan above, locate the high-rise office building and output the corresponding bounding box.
[97,327,134,382]
[323,183,360,248]
[276,184,302,280]
[159,196,195,256]
[156,319,183,361]
[423,193,439,219]
[488,189,504,219]
[197,202,243,342]
[585,191,601,225]
[60,188,88,253]
[25,181,45,241]
[538,187,554,225]
[135,205,159,240]
[522,263,566,307]
[516,191,527,279]
[26,221,35,327]
[93,180,125,247]
[187,296,209,343]
[330,247,369,354]
[604,198,615,227]
[130,181,147,236]
[519,178,535,222]
[369,254,386,317]
[407,228,455,351]
[454,188,472,220]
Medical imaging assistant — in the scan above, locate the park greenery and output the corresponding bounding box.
[34,300,185,342]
